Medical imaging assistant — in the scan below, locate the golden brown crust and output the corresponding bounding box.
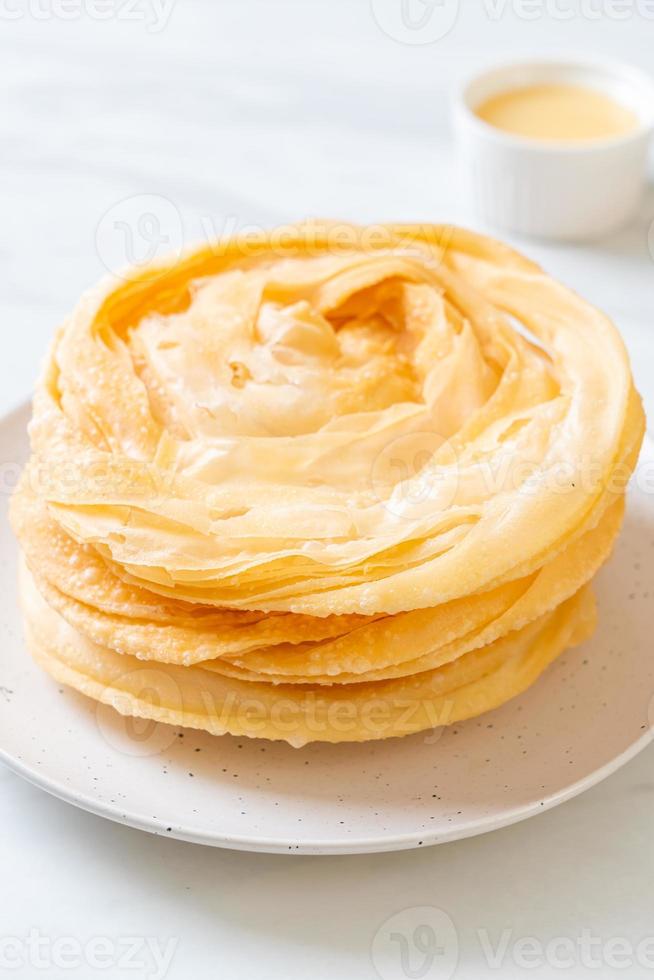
[11,222,644,743]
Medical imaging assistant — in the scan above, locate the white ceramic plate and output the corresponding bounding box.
[1,402,653,854]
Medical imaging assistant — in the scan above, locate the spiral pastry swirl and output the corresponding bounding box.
[11,223,644,744]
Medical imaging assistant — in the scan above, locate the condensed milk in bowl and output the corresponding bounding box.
[454,59,654,240]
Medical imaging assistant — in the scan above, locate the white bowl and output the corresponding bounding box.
[454,59,654,241]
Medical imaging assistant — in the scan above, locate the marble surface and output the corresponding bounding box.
[1,2,654,977]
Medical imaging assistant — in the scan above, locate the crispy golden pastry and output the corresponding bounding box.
[11,222,644,744]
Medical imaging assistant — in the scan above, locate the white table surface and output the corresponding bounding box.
[1,3,654,978]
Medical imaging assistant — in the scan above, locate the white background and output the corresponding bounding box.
[1,1,654,978]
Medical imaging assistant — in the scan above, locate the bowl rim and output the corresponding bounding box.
[454,56,654,155]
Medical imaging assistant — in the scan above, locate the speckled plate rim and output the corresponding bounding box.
[1,399,653,855]
[1,723,652,855]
